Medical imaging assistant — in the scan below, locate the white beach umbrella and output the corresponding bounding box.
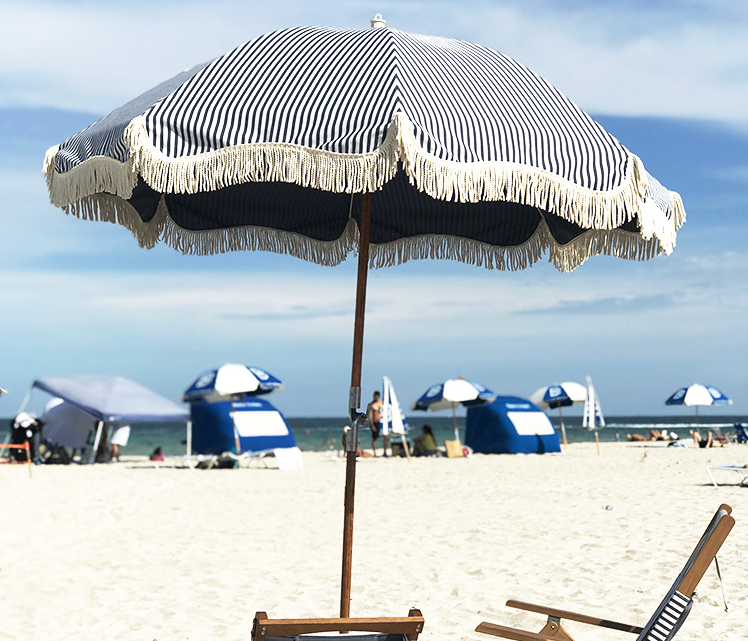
[413,378,495,441]
[530,382,587,444]
[666,384,732,423]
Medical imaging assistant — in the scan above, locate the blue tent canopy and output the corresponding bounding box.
[466,396,561,454]
[32,376,188,423]
[190,396,297,455]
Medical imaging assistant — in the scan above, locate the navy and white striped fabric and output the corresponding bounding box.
[640,591,692,641]
[45,25,685,271]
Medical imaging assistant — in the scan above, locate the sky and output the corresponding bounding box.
[0,0,746,418]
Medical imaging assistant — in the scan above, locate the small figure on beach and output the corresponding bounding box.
[413,425,438,457]
[366,390,384,456]
[110,424,130,462]
[690,430,727,448]
[149,447,165,461]
[627,430,675,442]
[95,427,112,463]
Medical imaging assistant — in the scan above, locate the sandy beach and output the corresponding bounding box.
[1,443,746,641]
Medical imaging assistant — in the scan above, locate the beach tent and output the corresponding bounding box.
[188,396,302,470]
[466,396,561,454]
[28,376,189,463]
[41,398,97,450]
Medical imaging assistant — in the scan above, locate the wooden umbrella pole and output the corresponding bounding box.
[558,405,568,447]
[341,192,372,620]
[451,403,460,442]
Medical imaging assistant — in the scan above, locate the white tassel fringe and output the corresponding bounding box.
[63,194,663,271]
[44,112,683,266]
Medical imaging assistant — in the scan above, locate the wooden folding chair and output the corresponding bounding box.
[252,609,424,641]
[476,504,735,641]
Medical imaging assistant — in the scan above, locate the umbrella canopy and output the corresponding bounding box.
[44,25,683,273]
[413,378,495,441]
[413,378,495,412]
[530,382,588,409]
[183,363,282,402]
[666,384,732,407]
[32,376,188,423]
[41,16,686,623]
[530,381,587,445]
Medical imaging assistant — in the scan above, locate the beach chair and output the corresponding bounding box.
[476,505,735,641]
[252,609,424,641]
[734,423,748,444]
[707,466,748,487]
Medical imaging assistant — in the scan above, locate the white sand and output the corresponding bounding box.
[1,443,746,641]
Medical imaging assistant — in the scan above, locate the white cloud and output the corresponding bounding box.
[1,254,746,416]
[1,0,747,125]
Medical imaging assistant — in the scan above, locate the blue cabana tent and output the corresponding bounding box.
[466,396,560,454]
[189,396,301,468]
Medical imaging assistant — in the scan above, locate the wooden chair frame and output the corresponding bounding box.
[252,609,424,641]
[476,505,735,641]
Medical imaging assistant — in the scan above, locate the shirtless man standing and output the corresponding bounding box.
[367,391,384,456]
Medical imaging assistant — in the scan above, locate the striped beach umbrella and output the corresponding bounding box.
[43,16,686,620]
[666,384,732,423]
[413,378,495,442]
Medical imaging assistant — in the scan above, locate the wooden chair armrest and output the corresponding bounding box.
[252,610,424,640]
[506,600,643,634]
[475,621,558,641]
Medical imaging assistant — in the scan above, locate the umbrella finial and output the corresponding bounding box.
[370,13,386,29]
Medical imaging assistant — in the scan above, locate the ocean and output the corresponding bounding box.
[4,415,745,456]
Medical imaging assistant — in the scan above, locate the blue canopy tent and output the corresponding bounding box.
[30,376,189,463]
[466,396,561,454]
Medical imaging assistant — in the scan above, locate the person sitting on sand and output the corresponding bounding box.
[149,447,165,461]
[413,425,437,457]
[691,430,724,448]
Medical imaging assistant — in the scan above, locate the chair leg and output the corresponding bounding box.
[538,618,575,640]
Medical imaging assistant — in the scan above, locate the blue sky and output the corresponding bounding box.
[0,0,746,418]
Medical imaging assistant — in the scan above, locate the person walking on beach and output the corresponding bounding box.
[367,391,384,456]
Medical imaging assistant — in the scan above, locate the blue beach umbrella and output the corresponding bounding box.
[41,15,687,621]
[183,363,282,402]
[666,384,732,423]
[530,382,587,445]
[413,378,495,441]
